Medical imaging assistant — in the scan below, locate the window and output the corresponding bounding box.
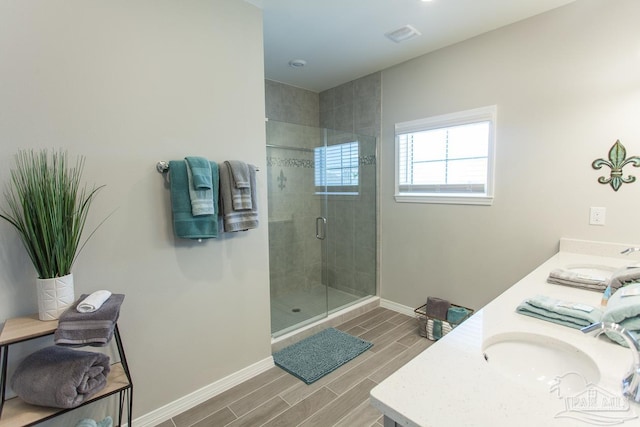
[395,105,496,205]
[315,141,359,195]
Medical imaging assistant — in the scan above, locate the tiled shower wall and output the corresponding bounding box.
[265,74,381,299]
[319,73,381,297]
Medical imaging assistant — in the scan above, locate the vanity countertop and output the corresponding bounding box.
[370,239,640,426]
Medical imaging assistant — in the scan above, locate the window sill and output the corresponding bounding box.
[394,194,494,206]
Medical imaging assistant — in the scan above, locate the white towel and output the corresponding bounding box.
[77,290,112,313]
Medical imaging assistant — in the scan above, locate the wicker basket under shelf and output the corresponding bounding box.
[414,303,474,341]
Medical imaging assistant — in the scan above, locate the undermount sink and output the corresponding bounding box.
[482,332,600,393]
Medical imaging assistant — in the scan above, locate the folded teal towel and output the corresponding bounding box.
[184,156,212,189]
[516,295,603,329]
[185,157,214,216]
[447,306,471,325]
[169,160,219,239]
[601,283,640,347]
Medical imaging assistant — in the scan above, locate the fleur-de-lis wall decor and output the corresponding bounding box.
[592,140,640,191]
[277,169,287,190]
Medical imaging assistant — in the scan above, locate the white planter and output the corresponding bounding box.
[36,273,75,321]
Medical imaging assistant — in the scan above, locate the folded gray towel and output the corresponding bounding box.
[219,161,259,232]
[546,268,609,292]
[54,294,125,347]
[426,297,450,320]
[227,160,250,188]
[10,346,110,409]
[225,160,252,210]
[609,267,640,292]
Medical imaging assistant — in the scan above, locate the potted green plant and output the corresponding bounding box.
[0,149,104,320]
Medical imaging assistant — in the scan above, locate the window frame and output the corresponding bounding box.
[394,105,497,206]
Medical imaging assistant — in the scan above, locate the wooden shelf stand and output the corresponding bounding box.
[0,315,132,427]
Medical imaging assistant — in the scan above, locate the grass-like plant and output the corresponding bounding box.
[0,150,104,279]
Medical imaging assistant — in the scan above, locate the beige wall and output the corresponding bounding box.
[380,0,640,310]
[0,0,270,422]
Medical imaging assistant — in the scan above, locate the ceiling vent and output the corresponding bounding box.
[385,25,422,43]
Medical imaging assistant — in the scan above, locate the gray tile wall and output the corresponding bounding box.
[319,72,381,138]
[265,80,319,127]
[320,73,380,297]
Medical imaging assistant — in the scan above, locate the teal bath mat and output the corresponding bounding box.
[273,328,373,384]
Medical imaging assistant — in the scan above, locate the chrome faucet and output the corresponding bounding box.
[582,322,640,402]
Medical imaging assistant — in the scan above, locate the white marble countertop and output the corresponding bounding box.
[370,238,640,426]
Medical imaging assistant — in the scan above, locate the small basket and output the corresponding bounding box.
[414,303,474,341]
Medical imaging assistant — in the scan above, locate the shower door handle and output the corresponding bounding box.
[316,217,327,240]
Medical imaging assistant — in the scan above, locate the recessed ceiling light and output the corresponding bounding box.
[288,59,307,68]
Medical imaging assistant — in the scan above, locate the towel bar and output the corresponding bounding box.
[156,161,258,173]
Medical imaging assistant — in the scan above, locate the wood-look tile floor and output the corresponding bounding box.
[157,307,432,427]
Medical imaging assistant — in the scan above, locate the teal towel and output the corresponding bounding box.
[185,157,214,216]
[169,160,219,239]
[184,156,212,189]
[516,295,603,329]
[601,283,640,347]
[447,306,471,325]
[432,319,443,340]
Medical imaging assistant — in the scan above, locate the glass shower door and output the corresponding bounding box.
[267,120,329,336]
[267,120,377,337]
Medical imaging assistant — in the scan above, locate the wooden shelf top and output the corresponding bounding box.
[0,315,58,346]
[0,363,130,427]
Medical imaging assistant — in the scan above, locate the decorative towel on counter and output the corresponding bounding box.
[516,295,603,329]
[601,283,640,347]
[225,160,252,210]
[546,268,609,292]
[10,346,110,409]
[185,156,215,216]
[77,290,112,313]
[219,161,259,232]
[609,267,640,292]
[55,294,125,347]
[169,160,219,239]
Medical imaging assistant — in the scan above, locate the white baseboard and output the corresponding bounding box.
[380,298,415,317]
[131,356,275,427]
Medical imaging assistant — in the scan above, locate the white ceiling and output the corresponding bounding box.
[256,0,577,93]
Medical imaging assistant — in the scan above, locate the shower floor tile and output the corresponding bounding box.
[271,286,364,335]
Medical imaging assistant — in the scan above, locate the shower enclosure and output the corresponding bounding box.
[267,120,377,337]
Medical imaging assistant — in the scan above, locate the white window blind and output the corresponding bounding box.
[315,141,359,194]
[395,105,496,205]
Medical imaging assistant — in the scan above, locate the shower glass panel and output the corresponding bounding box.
[267,120,377,337]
